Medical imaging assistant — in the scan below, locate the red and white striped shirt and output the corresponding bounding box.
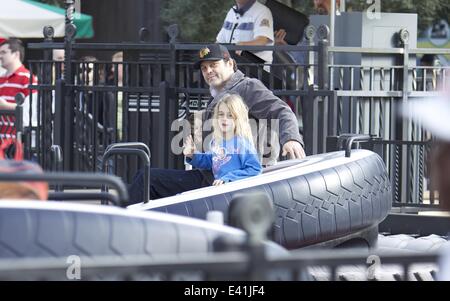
[0,65,37,103]
[0,65,38,136]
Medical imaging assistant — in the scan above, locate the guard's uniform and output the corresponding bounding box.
[216,0,274,64]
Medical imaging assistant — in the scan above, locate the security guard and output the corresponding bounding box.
[216,0,274,64]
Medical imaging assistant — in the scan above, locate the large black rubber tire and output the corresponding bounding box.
[0,201,285,259]
[146,150,392,249]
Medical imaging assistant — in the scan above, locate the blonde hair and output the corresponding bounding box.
[212,94,254,145]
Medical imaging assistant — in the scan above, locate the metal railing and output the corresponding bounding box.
[0,248,440,281]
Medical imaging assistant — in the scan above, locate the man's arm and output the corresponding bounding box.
[274,29,288,45]
[243,79,303,146]
[241,79,306,159]
[0,97,16,110]
[252,7,275,43]
[237,36,271,46]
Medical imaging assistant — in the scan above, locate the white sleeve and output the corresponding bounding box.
[22,92,38,127]
[253,7,274,43]
[217,10,232,43]
[216,26,226,43]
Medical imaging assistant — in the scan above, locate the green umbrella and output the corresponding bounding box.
[24,0,94,39]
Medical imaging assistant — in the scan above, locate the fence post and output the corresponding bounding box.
[399,29,412,204]
[316,26,330,154]
[42,27,55,169]
[229,192,274,281]
[62,0,76,171]
[317,25,330,91]
[155,81,169,168]
[54,79,65,152]
[167,26,179,169]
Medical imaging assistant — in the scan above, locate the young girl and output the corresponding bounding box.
[183,93,262,186]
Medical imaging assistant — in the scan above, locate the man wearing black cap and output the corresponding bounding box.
[194,43,304,161]
[127,43,304,203]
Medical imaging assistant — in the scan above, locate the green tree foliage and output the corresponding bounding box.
[289,0,448,31]
[162,0,447,42]
[161,0,234,42]
[344,0,448,33]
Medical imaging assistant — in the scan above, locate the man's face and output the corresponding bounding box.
[314,0,331,15]
[200,59,234,90]
[0,44,19,69]
[52,49,65,72]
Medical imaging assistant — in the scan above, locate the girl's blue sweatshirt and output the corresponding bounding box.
[187,136,262,182]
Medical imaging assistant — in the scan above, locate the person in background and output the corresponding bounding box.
[110,51,123,140]
[217,0,274,65]
[274,0,341,60]
[0,160,48,201]
[0,38,5,76]
[128,44,305,203]
[0,38,38,127]
[52,49,65,85]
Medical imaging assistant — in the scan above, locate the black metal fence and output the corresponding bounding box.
[20,25,450,208]
[0,243,440,281]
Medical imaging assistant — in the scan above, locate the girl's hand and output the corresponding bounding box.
[212,180,224,186]
[183,135,195,158]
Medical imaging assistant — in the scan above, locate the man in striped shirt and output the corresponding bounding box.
[0,38,37,127]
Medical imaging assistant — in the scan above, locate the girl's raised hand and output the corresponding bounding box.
[183,135,195,158]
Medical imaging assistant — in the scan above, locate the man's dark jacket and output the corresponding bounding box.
[200,70,304,154]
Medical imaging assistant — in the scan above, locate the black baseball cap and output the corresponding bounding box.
[193,44,231,69]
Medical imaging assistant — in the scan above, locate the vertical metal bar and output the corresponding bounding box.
[63,0,75,171]
[304,88,317,155]
[167,42,177,168]
[92,91,99,172]
[318,39,329,90]
[394,144,401,204]
[402,42,410,204]
[337,66,342,135]
[42,44,53,169]
[388,67,395,180]
[418,143,424,204]
[54,79,64,158]
[328,91,337,138]
[308,40,315,86]
[329,0,335,60]
[423,68,427,91]
[369,67,374,135]
[158,81,168,168]
[379,68,385,139]
[358,67,364,134]
[349,67,354,133]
